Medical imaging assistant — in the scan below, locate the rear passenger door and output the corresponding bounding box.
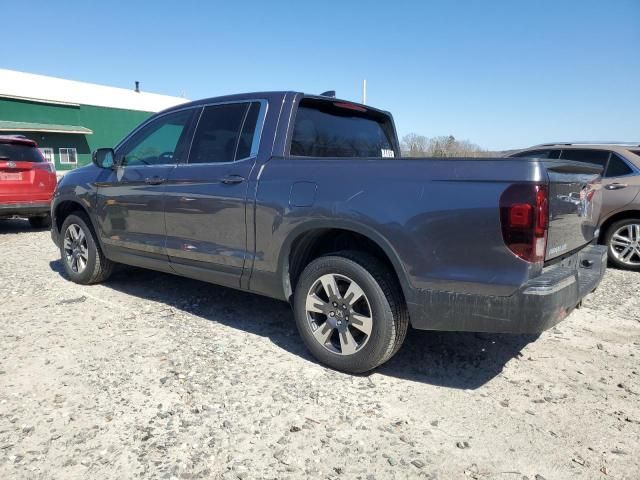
[164,101,264,288]
[601,153,638,219]
[559,149,638,219]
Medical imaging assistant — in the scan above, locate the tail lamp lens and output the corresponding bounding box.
[500,184,549,263]
[32,162,55,173]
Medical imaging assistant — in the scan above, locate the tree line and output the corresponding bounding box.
[401,133,500,158]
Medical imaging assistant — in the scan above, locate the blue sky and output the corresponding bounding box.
[2,0,639,150]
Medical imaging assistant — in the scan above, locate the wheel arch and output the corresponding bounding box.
[53,199,91,234]
[279,220,411,306]
[599,209,640,243]
[52,197,107,253]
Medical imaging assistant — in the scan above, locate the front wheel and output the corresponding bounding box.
[605,218,640,271]
[293,251,408,373]
[60,213,114,284]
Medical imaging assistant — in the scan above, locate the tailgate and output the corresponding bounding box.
[544,160,602,261]
[0,160,55,202]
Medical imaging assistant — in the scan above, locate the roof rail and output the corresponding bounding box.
[535,141,640,147]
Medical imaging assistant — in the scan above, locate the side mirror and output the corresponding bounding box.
[92,148,116,169]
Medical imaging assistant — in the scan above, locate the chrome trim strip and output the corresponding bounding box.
[523,276,576,296]
[114,99,269,161]
[251,101,268,158]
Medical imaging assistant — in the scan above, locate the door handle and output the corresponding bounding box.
[221,175,245,185]
[605,183,628,190]
[144,176,166,185]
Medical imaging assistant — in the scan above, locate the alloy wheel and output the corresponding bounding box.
[610,223,640,267]
[305,273,373,355]
[63,224,89,273]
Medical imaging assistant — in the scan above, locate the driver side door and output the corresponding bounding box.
[96,108,198,265]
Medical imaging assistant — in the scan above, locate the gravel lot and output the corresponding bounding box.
[1,219,639,480]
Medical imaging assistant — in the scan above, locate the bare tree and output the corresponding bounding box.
[401,133,429,157]
[400,132,493,158]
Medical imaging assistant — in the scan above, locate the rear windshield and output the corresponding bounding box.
[0,144,43,162]
[290,98,397,158]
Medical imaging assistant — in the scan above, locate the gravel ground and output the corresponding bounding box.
[1,219,639,480]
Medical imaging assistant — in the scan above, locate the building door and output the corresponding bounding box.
[164,101,263,288]
[95,108,197,262]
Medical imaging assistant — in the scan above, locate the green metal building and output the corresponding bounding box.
[0,69,187,172]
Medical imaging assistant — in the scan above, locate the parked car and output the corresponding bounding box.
[51,92,607,372]
[508,144,640,270]
[0,135,56,228]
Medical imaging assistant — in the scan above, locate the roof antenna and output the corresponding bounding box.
[135,81,140,93]
[320,90,336,98]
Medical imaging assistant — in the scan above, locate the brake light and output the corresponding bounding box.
[500,184,549,263]
[32,162,55,173]
[509,204,532,228]
[333,102,367,112]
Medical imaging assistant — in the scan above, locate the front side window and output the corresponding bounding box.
[119,110,193,167]
[290,98,397,158]
[559,149,609,168]
[189,102,261,164]
[605,153,634,178]
[59,148,77,164]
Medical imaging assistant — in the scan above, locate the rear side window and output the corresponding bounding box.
[559,149,609,168]
[290,98,397,158]
[0,144,44,162]
[512,149,560,159]
[237,102,261,159]
[189,102,261,163]
[605,153,634,177]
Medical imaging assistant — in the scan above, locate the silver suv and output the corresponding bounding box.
[509,143,640,271]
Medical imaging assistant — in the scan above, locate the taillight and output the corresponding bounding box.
[500,184,549,263]
[32,162,55,173]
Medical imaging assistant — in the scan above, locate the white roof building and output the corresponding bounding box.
[0,68,187,112]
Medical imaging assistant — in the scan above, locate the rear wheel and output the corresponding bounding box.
[60,213,114,284]
[28,214,51,229]
[293,251,408,373]
[605,218,640,271]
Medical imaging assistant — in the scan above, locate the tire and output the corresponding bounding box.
[604,218,640,271]
[293,251,409,373]
[28,214,51,229]
[60,212,114,284]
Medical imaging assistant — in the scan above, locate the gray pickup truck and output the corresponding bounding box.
[51,92,607,372]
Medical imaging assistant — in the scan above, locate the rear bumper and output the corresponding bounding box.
[408,244,608,334]
[0,201,50,218]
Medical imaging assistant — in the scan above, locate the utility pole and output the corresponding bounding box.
[362,79,367,105]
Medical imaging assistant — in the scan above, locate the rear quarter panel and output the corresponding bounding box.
[251,157,545,302]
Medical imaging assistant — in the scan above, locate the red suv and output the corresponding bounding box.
[0,136,57,228]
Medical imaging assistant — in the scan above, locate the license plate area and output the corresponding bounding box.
[0,172,22,181]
